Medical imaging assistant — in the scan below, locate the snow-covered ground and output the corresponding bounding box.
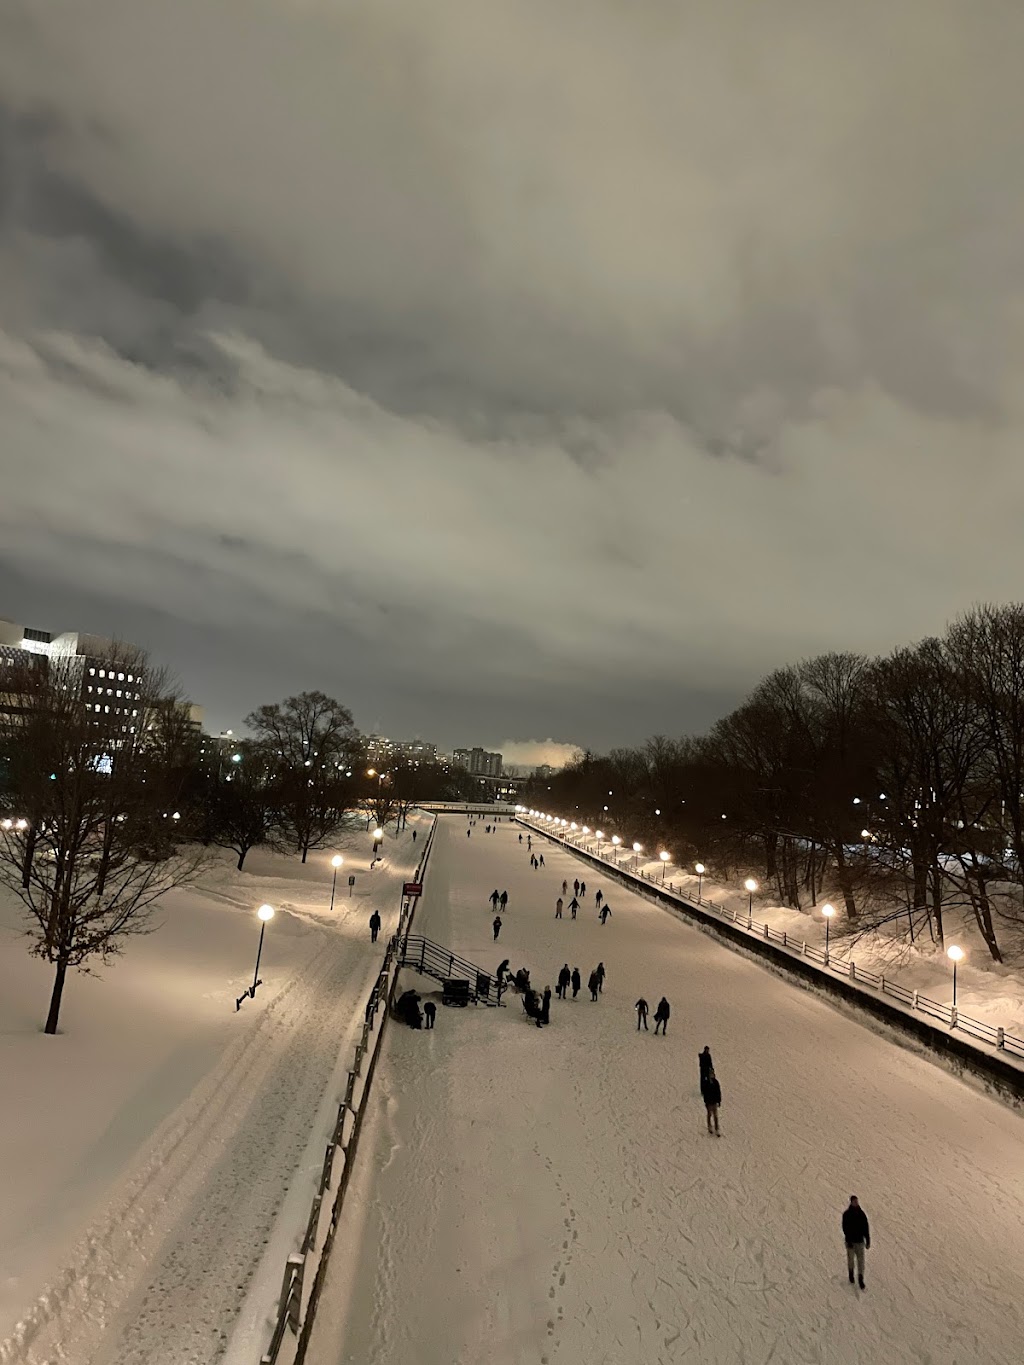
[0,817,428,1365]
[307,816,1024,1365]
[580,839,1024,1042]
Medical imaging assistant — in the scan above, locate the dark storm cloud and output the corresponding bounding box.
[2,1,1024,747]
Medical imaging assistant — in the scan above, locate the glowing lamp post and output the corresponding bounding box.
[595,831,604,856]
[947,945,964,1015]
[822,902,836,964]
[695,863,705,899]
[237,903,275,1010]
[611,835,621,863]
[659,851,670,882]
[373,828,384,858]
[330,854,343,912]
[632,841,643,870]
[744,877,758,919]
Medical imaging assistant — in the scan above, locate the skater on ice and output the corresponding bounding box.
[579,881,586,897]
[595,889,603,910]
[699,1046,714,1085]
[595,962,605,992]
[571,967,582,998]
[369,910,381,943]
[635,997,649,1030]
[842,1197,870,1289]
[500,890,509,911]
[555,897,564,918]
[557,964,571,999]
[490,890,500,911]
[573,879,580,896]
[537,985,552,1028]
[493,915,503,940]
[569,896,579,919]
[562,880,569,895]
[653,997,670,1034]
[588,969,601,1001]
[424,1001,436,1030]
[599,903,612,924]
[702,1070,721,1134]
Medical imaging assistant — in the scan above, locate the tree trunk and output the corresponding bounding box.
[971,879,1003,963]
[44,957,69,1035]
[21,825,39,890]
[834,843,858,919]
[237,847,248,871]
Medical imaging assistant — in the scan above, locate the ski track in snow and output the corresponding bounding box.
[307,817,1024,1365]
[2,844,419,1365]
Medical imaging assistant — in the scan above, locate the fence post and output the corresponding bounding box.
[997,1027,1005,1048]
[344,1071,356,1109]
[302,1192,322,1254]
[763,923,768,940]
[320,1142,336,1192]
[849,963,856,982]
[913,991,919,1011]
[802,941,807,955]
[782,931,787,947]
[281,1252,304,1334]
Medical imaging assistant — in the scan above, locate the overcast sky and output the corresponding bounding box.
[2,2,1023,755]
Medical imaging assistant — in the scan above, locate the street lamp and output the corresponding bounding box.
[947,944,964,1013]
[695,862,705,898]
[659,851,670,882]
[330,854,343,911]
[248,904,274,1001]
[373,827,383,858]
[611,835,621,862]
[744,877,758,918]
[595,830,604,855]
[632,841,643,870]
[822,902,835,963]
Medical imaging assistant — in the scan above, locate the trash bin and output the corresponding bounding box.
[476,973,492,1000]
[442,978,471,1007]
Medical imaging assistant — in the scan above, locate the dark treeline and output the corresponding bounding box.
[524,604,1024,966]
[0,658,474,1032]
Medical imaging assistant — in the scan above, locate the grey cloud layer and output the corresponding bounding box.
[2,1,1023,744]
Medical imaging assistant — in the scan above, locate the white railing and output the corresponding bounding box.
[520,819,1024,1067]
[258,816,438,1364]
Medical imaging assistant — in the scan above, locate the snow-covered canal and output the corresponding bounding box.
[309,816,1024,1365]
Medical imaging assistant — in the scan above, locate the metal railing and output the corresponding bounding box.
[258,815,439,1364]
[395,935,500,1003]
[520,819,1024,1067]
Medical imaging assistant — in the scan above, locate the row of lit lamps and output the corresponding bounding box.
[518,808,967,1008]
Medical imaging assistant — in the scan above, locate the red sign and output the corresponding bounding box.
[403,882,423,898]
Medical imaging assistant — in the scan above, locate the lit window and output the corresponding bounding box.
[116,690,122,698]
[127,674,134,683]
[104,706,110,713]
[132,709,138,717]
[118,673,124,682]
[99,669,105,678]
[89,667,96,676]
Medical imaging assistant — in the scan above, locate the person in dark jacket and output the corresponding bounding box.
[518,832,523,843]
[555,897,564,919]
[523,987,539,1019]
[588,969,600,1001]
[539,854,545,867]
[702,1071,722,1133]
[562,879,569,895]
[579,881,587,898]
[635,997,649,1030]
[412,829,417,843]
[595,962,605,992]
[423,1000,436,1029]
[499,891,509,911]
[490,889,500,910]
[493,915,502,940]
[653,997,670,1034]
[557,964,572,999]
[599,904,612,924]
[568,896,579,919]
[573,878,580,896]
[842,1197,870,1288]
[538,985,552,1027]
[496,959,510,993]
[369,910,381,942]
[595,889,603,909]
[699,1046,714,1085]
[571,967,582,998]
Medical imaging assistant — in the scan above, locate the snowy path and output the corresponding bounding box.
[307,816,1024,1365]
[1,826,425,1365]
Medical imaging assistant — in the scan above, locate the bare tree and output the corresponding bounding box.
[245,692,360,862]
[0,650,206,1034]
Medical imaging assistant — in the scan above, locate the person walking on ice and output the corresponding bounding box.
[842,1196,870,1289]
[579,881,586,898]
[490,890,500,911]
[569,896,579,919]
[555,897,564,919]
[702,1070,722,1134]
[538,985,552,1028]
[588,969,601,1001]
[573,879,580,896]
[423,1000,436,1029]
[557,964,571,999]
[699,1046,714,1086]
[562,879,569,895]
[369,910,381,943]
[653,997,670,1034]
[595,889,603,910]
[571,967,582,998]
[539,854,545,867]
[500,890,508,911]
[493,915,503,940]
[635,997,649,1030]
[599,903,612,924]
[595,961,605,993]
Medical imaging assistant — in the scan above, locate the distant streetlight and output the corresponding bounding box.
[611,835,621,862]
[632,841,643,869]
[822,902,836,962]
[330,854,343,912]
[695,862,705,898]
[744,877,758,917]
[659,851,670,882]
[947,944,965,1013]
[373,827,384,858]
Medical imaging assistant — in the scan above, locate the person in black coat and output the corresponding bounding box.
[493,915,502,940]
[538,986,552,1027]
[635,997,649,1030]
[499,891,509,910]
[496,959,510,994]
[702,1071,722,1134]
[653,997,670,1034]
[490,890,500,910]
[842,1197,870,1288]
[571,967,582,998]
[369,910,381,942]
[568,896,580,919]
[595,962,605,992]
[557,964,572,999]
[588,969,600,1001]
[699,1046,714,1085]
[423,1001,436,1029]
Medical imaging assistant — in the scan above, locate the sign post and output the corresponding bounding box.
[402,882,423,899]
[348,875,356,897]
